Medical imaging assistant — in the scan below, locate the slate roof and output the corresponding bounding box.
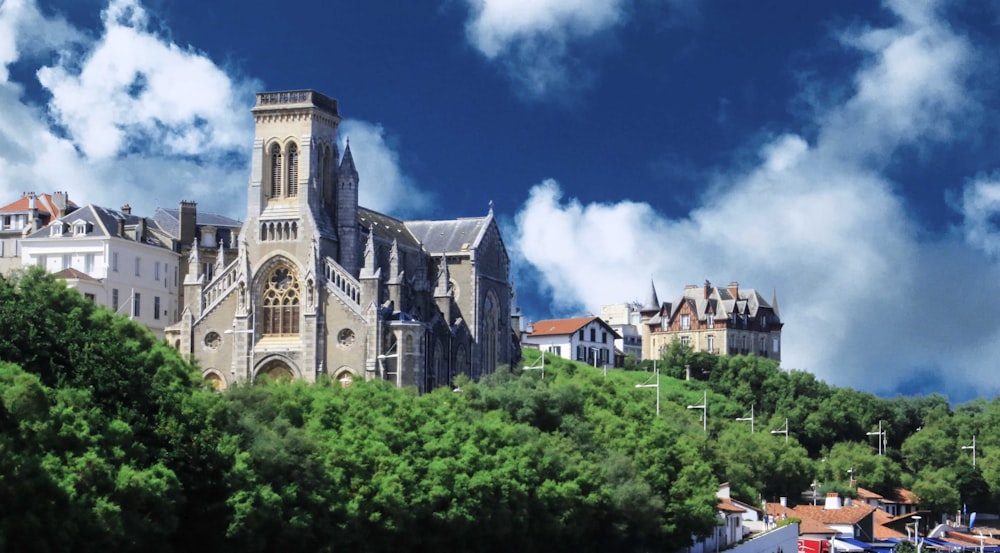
[406,216,489,254]
[359,207,422,249]
[152,207,242,237]
[22,204,171,249]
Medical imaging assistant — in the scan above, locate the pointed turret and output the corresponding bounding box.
[435,254,452,324]
[772,287,780,318]
[339,140,359,183]
[337,140,360,275]
[641,279,660,313]
[214,239,226,278]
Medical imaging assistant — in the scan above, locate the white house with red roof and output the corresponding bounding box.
[0,191,76,274]
[523,316,620,367]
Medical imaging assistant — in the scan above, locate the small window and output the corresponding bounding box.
[578,329,584,340]
[73,221,88,236]
[85,254,95,274]
[154,296,161,320]
[707,335,715,352]
[590,328,596,342]
[62,254,71,269]
[112,252,119,272]
[680,314,690,330]
[112,289,119,312]
[84,293,96,303]
[707,315,714,329]
[602,331,608,343]
[133,292,141,317]
[134,257,141,276]
[773,338,780,353]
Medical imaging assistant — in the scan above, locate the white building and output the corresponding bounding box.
[599,303,644,361]
[20,204,182,337]
[523,316,620,367]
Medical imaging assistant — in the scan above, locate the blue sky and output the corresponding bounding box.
[3,0,1000,402]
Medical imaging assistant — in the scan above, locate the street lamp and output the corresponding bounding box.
[910,515,922,553]
[962,435,977,467]
[770,418,789,443]
[866,420,886,456]
[687,390,707,433]
[736,404,755,433]
[635,364,660,416]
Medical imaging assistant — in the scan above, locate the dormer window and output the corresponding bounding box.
[73,221,89,236]
[50,222,65,237]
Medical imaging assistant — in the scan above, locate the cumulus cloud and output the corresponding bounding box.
[339,120,432,218]
[512,0,1000,399]
[0,0,258,218]
[460,0,628,98]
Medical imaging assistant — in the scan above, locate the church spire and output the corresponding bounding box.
[772,287,780,318]
[339,139,359,182]
[435,254,450,297]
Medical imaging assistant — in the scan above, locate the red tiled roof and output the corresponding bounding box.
[0,192,74,214]
[872,508,905,540]
[793,503,876,525]
[719,498,746,513]
[529,316,598,337]
[881,487,919,505]
[799,519,837,535]
[856,486,884,501]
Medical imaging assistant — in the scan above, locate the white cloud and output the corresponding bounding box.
[460,0,628,98]
[512,0,1000,399]
[959,174,1000,259]
[36,0,253,161]
[339,119,432,218]
[0,0,260,219]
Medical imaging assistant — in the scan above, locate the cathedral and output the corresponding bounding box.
[166,90,518,391]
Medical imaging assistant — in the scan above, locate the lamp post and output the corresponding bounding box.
[962,435,977,468]
[866,420,886,456]
[736,404,755,433]
[635,364,660,416]
[910,515,922,553]
[687,390,707,433]
[770,418,789,443]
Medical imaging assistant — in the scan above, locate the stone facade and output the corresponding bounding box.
[166,90,517,391]
[640,280,782,362]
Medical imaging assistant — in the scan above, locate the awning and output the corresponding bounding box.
[832,538,866,552]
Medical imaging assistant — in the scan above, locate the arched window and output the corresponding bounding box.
[286,143,299,197]
[269,143,282,198]
[261,264,300,335]
[482,291,500,375]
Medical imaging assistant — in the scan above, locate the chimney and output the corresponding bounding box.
[121,204,131,215]
[779,497,787,507]
[136,217,146,242]
[728,281,740,298]
[824,493,842,510]
[179,200,197,246]
[704,280,711,299]
[117,217,125,237]
[52,191,68,218]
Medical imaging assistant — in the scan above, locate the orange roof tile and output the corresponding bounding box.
[719,498,746,513]
[799,519,837,535]
[0,193,74,214]
[872,508,905,540]
[856,486,884,500]
[529,316,599,336]
[793,503,876,525]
